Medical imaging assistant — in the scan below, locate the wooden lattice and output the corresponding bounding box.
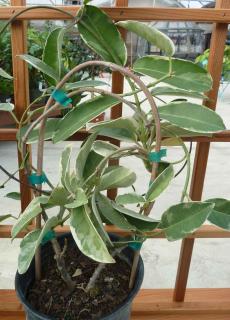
[0,0,230,318]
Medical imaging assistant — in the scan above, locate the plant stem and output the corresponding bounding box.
[51,238,75,294]
[35,209,75,293]
[85,263,105,293]
[159,126,191,202]
[19,92,49,128]
[0,167,19,187]
[129,249,140,289]
[180,141,191,203]
[124,56,173,101]
[122,73,172,98]
[126,77,144,119]
[9,111,19,124]
[85,246,125,293]
[0,165,50,195]
[174,142,192,177]
[0,6,75,35]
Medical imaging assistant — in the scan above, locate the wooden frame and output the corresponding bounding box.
[1,0,230,318]
[1,7,230,22]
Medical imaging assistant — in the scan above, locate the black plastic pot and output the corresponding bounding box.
[15,233,144,320]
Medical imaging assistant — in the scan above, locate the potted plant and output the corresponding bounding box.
[1,1,230,319]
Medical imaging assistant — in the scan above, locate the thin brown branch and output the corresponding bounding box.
[0,165,50,195]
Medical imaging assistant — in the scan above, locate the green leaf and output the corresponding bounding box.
[0,67,13,80]
[161,122,212,138]
[146,165,174,202]
[92,140,119,157]
[116,193,145,205]
[112,202,159,232]
[160,202,214,241]
[0,103,14,112]
[65,80,108,91]
[159,102,226,133]
[69,172,80,194]
[43,27,65,86]
[5,192,21,200]
[65,188,88,208]
[133,56,212,92]
[70,205,114,263]
[117,20,175,56]
[11,196,49,240]
[20,54,59,83]
[48,186,70,206]
[0,214,12,223]
[60,144,72,190]
[78,5,127,65]
[83,151,104,180]
[151,86,207,99]
[18,119,60,144]
[18,217,59,274]
[53,95,119,143]
[91,192,113,246]
[206,198,230,230]
[18,230,41,274]
[76,133,97,180]
[157,162,170,175]
[89,117,137,142]
[96,193,135,231]
[99,166,136,191]
[161,137,182,147]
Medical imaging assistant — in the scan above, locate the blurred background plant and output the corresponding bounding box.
[0,20,102,103]
[196,45,230,81]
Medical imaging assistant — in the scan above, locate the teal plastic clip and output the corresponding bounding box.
[41,230,56,246]
[52,89,72,108]
[148,149,167,163]
[28,173,48,185]
[129,242,143,251]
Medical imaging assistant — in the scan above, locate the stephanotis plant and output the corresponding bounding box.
[1,0,230,318]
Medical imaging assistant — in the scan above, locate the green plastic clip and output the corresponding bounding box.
[41,230,56,246]
[129,242,143,251]
[28,173,48,185]
[148,149,167,163]
[52,89,72,108]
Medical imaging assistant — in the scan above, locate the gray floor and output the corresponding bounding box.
[1,77,230,289]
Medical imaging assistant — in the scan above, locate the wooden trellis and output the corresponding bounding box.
[0,0,230,319]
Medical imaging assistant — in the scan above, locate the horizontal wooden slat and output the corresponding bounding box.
[1,289,230,320]
[0,128,118,142]
[1,7,230,22]
[0,224,229,239]
[2,128,230,142]
[132,288,230,314]
[0,129,17,141]
[181,131,230,142]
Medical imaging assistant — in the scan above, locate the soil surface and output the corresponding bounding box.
[27,240,131,319]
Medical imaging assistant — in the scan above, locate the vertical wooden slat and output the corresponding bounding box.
[173,0,230,302]
[107,0,128,200]
[11,0,32,211]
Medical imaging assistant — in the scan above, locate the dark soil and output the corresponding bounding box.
[27,241,131,320]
